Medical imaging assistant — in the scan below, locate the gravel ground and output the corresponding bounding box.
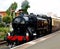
[0,44,10,49]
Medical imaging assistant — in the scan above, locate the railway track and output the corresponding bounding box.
[0,26,60,49]
[0,40,7,45]
[0,40,10,49]
[0,29,59,45]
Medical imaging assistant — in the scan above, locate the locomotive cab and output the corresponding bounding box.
[36,17,48,36]
[37,15,52,34]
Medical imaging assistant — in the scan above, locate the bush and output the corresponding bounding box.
[3,16,12,24]
[0,22,5,27]
[0,27,10,40]
[0,27,10,33]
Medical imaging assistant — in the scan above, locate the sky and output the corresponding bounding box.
[0,0,60,17]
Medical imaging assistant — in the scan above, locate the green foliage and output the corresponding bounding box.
[0,27,10,33]
[6,2,17,15]
[0,23,5,27]
[21,0,30,9]
[0,15,2,23]
[21,0,30,14]
[11,2,17,10]
[6,10,10,15]
[0,27,10,40]
[3,16,12,24]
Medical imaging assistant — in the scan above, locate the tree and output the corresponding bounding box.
[6,2,17,16]
[21,0,30,14]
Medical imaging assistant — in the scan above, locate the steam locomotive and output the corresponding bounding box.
[4,13,52,47]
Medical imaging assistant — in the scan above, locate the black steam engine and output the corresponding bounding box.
[5,13,52,47]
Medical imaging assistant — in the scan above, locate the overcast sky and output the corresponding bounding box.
[0,0,60,17]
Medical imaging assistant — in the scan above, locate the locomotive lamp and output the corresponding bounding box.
[21,20,25,24]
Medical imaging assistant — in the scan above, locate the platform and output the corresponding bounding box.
[11,31,60,49]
